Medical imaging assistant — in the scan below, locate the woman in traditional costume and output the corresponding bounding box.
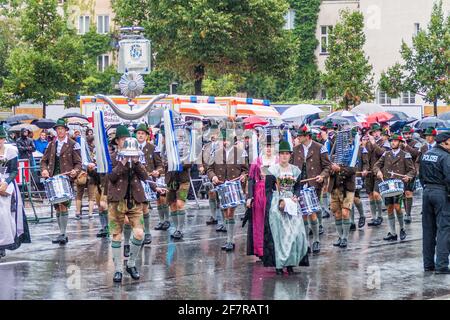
[262,140,308,275]
[0,125,31,259]
[246,137,278,258]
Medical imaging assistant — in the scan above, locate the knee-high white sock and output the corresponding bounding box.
[111,241,123,272]
[123,224,132,246]
[126,237,143,268]
[178,210,186,232]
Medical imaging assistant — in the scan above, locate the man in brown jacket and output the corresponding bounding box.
[374,134,416,242]
[292,125,331,254]
[135,123,164,244]
[107,125,160,283]
[41,118,82,245]
[207,129,248,251]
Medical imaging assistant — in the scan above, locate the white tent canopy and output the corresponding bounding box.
[281,104,324,122]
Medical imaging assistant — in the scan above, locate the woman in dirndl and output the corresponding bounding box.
[262,140,309,275]
[246,137,278,258]
[0,125,31,259]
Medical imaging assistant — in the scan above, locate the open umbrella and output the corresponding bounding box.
[31,118,56,129]
[414,117,448,129]
[351,102,384,115]
[281,104,324,121]
[328,110,366,123]
[366,112,394,124]
[6,114,37,123]
[243,116,268,129]
[62,112,89,121]
[385,110,417,123]
[437,111,450,121]
[312,116,352,126]
[8,123,39,132]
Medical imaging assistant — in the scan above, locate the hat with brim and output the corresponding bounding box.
[402,126,414,134]
[53,118,69,130]
[112,124,130,145]
[324,120,336,130]
[389,134,404,142]
[370,123,382,132]
[135,123,149,134]
[423,127,437,137]
[297,125,312,136]
[436,132,450,143]
[279,140,292,153]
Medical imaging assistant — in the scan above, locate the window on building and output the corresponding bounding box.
[320,25,332,54]
[283,9,295,30]
[377,90,391,105]
[97,15,110,34]
[78,16,90,35]
[402,91,416,104]
[97,54,110,72]
[414,23,420,35]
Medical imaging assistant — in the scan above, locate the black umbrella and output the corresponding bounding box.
[62,112,88,121]
[312,116,352,126]
[438,111,450,121]
[31,118,56,129]
[414,117,448,129]
[6,114,37,123]
[387,111,417,123]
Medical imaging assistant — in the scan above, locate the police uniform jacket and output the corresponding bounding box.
[419,145,450,193]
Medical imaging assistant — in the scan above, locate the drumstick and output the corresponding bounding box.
[300,177,318,183]
[356,171,372,175]
[389,171,410,179]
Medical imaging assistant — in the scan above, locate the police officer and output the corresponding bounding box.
[419,132,450,274]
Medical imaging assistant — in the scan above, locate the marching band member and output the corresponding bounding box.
[320,120,337,220]
[401,126,422,223]
[135,123,164,245]
[207,129,248,252]
[292,125,331,254]
[153,126,170,232]
[0,125,31,259]
[262,140,309,275]
[41,118,82,245]
[351,128,367,230]
[364,123,388,227]
[74,136,96,220]
[416,127,438,175]
[107,125,161,283]
[374,134,416,241]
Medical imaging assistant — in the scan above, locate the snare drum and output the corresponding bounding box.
[378,179,404,198]
[142,181,157,202]
[298,187,321,216]
[215,181,245,209]
[355,177,363,190]
[414,178,423,192]
[44,175,74,204]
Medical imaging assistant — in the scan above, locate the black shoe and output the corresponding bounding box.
[358,216,366,229]
[350,223,356,231]
[312,241,320,254]
[96,229,106,238]
[435,268,450,274]
[309,229,313,236]
[322,210,331,219]
[424,266,435,272]
[206,217,218,225]
[0,249,5,258]
[400,228,406,241]
[333,238,342,247]
[275,268,284,275]
[173,230,183,240]
[59,235,68,245]
[161,221,170,230]
[113,272,123,283]
[52,234,65,244]
[368,218,381,227]
[221,242,235,250]
[378,217,383,224]
[319,225,324,235]
[75,214,81,220]
[225,242,235,252]
[339,238,348,248]
[383,233,398,241]
[126,266,140,280]
[299,254,309,266]
[216,224,227,232]
[286,266,294,275]
[307,246,311,254]
[154,222,164,230]
[143,233,152,245]
[404,214,412,224]
[124,245,130,258]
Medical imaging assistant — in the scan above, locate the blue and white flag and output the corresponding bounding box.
[164,109,182,172]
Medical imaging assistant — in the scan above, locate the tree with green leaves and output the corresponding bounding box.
[379,0,449,116]
[0,0,86,117]
[113,0,293,95]
[321,10,374,110]
[284,0,321,99]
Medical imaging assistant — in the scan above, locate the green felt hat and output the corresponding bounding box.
[135,123,149,134]
[324,119,335,129]
[389,133,404,142]
[279,140,292,153]
[402,125,414,134]
[297,124,312,136]
[112,124,130,145]
[423,127,437,136]
[53,118,69,130]
[370,123,381,132]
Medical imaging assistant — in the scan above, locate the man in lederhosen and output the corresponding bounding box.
[135,123,164,245]
[374,134,416,242]
[292,125,331,254]
[41,118,82,245]
[401,125,422,223]
[364,123,389,227]
[107,125,162,283]
[351,127,367,230]
[207,129,248,252]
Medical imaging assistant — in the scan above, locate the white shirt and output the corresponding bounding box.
[138,141,147,150]
[56,136,68,157]
[302,140,313,159]
[427,142,436,150]
[392,148,401,157]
